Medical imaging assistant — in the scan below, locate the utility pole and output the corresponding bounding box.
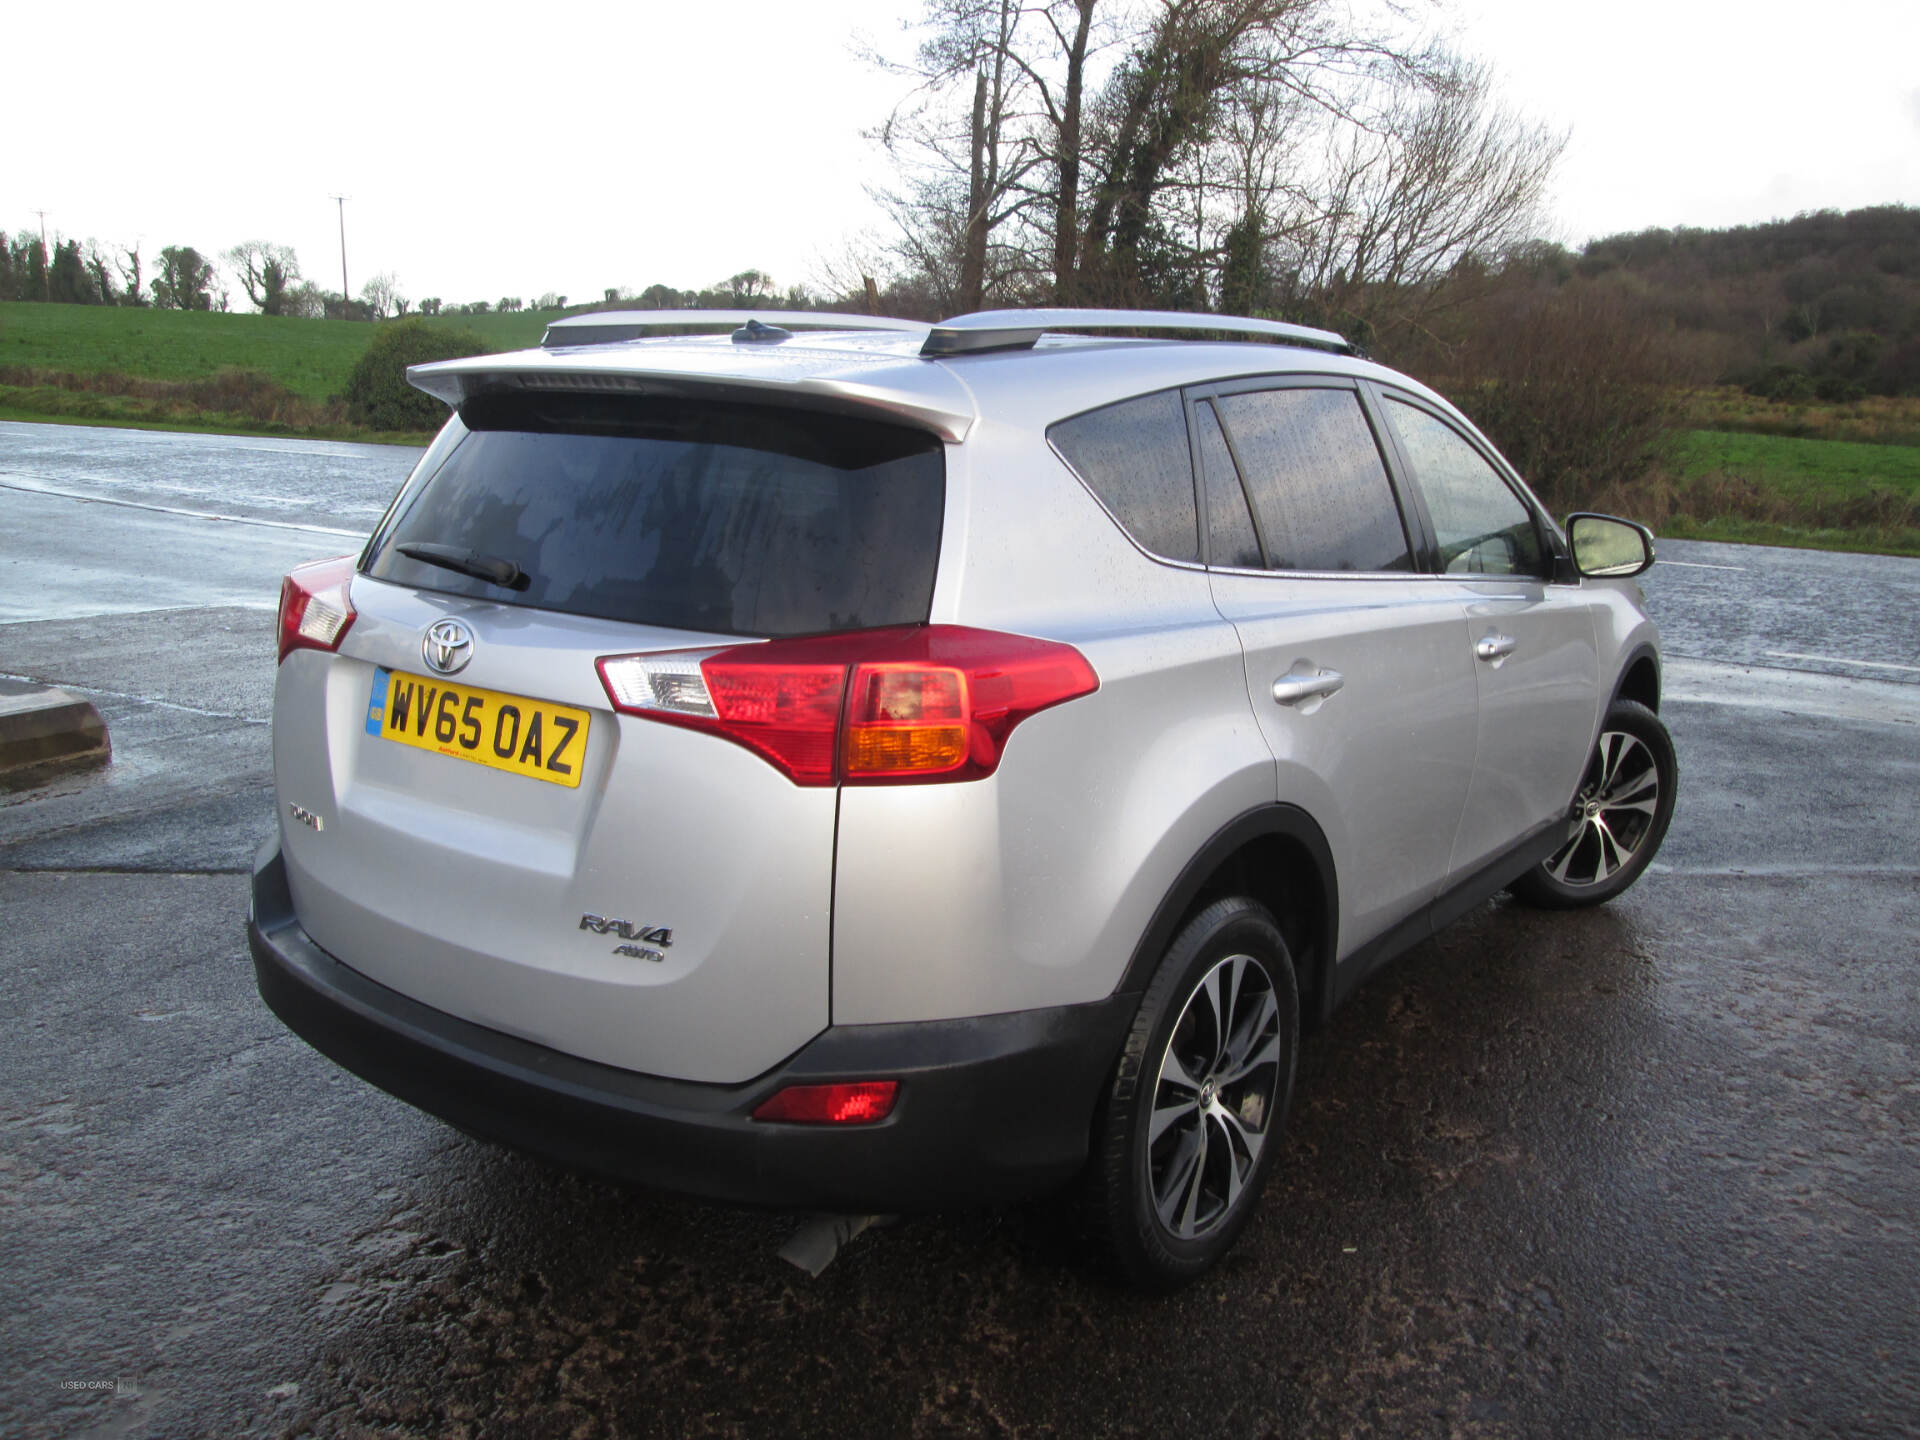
[32,209,51,302]
[330,195,350,319]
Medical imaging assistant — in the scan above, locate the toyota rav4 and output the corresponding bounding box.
[249,308,1676,1290]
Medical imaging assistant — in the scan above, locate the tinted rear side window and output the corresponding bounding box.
[1214,388,1410,573]
[365,392,944,638]
[1048,389,1199,562]
[1195,401,1263,569]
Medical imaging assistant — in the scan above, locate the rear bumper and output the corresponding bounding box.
[248,840,1133,1212]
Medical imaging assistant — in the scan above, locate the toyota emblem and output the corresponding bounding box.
[422,619,474,675]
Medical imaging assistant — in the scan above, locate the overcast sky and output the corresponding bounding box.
[10,0,1917,309]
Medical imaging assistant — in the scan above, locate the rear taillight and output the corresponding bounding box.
[595,625,1098,786]
[277,555,358,664]
[752,1081,899,1124]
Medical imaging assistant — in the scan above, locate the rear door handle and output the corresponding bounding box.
[1272,667,1345,707]
[1475,633,1517,662]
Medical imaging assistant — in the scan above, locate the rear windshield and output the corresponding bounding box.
[364,392,945,638]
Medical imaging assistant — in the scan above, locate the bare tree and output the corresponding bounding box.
[866,0,1462,309]
[84,241,118,305]
[1067,0,1451,304]
[115,242,145,307]
[867,0,1074,311]
[359,272,402,320]
[226,241,303,315]
[1279,60,1565,341]
[280,281,326,319]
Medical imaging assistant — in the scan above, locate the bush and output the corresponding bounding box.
[342,319,491,430]
[1425,284,1680,513]
[1876,338,1920,396]
[1743,363,1816,402]
[1814,374,1868,404]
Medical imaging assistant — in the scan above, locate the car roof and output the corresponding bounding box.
[407,321,1450,443]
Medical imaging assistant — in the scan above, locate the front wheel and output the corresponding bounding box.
[1085,897,1299,1292]
[1510,698,1677,909]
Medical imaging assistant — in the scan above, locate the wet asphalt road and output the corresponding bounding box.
[2,420,1917,1439]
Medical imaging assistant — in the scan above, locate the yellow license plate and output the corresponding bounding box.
[365,668,590,788]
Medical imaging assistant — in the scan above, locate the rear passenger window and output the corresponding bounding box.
[1214,388,1411,573]
[1383,399,1545,577]
[1048,390,1199,562]
[1195,402,1262,569]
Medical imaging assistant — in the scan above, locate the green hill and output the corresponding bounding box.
[0,301,548,400]
[0,302,554,441]
[1568,205,1920,400]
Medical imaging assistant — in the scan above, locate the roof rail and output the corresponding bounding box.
[542,310,929,349]
[920,308,1354,358]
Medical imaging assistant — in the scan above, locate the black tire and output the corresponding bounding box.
[1509,698,1677,910]
[1086,896,1299,1293]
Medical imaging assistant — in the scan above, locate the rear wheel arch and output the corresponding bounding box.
[1116,806,1339,1028]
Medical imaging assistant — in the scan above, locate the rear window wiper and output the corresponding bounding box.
[395,541,530,591]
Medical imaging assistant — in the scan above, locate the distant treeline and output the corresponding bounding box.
[0,227,824,327]
[1518,205,1920,402]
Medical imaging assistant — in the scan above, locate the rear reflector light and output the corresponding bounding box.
[596,625,1098,786]
[277,555,358,664]
[752,1081,899,1125]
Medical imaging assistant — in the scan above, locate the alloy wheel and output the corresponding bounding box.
[1545,728,1662,888]
[1147,953,1284,1240]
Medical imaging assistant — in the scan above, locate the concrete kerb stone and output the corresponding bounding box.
[0,678,112,788]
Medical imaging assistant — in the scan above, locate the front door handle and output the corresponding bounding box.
[1272,666,1345,707]
[1475,633,1518,663]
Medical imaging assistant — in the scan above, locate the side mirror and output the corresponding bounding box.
[1566,512,1655,579]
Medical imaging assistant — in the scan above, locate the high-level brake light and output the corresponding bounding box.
[596,625,1098,786]
[277,555,358,664]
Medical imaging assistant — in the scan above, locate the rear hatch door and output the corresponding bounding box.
[272,389,945,1084]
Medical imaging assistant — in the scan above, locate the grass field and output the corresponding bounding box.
[1683,386,1920,448]
[1675,429,1920,499]
[0,302,373,399]
[1611,429,1920,557]
[0,300,551,402]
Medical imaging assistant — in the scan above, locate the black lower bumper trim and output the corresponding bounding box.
[248,842,1133,1212]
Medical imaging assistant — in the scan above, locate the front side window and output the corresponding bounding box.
[1384,399,1545,577]
[1048,389,1199,562]
[1213,387,1411,573]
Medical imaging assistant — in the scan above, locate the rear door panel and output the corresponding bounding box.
[1211,574,1479,953]
[1196,380,1479,957]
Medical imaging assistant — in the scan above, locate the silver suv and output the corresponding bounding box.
[250,308,1675,1290]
